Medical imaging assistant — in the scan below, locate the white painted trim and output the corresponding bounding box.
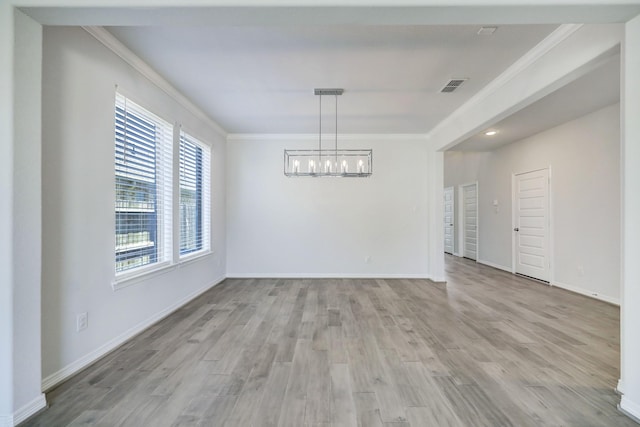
[112,262,176,291]
[548,165,555,284]
[427,24,582,144]
[226,273,431,279]
[617,379,625,394]
[12,394,47,426]
[227,133,427,142]
[0,416,11,427]
[82,26,227,138]
[477,259,512,273]
[456,187,465,258]
[620,396,640,424]
[551,280,620,306]
[42,275,226,392]
[511,173,517,274]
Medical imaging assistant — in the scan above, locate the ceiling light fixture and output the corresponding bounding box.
[284,89,372,178]
[485,130,498,136]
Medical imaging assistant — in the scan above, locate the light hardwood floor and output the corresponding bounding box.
[23,256,636,426]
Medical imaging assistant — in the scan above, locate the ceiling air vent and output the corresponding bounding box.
[440,78,468,93]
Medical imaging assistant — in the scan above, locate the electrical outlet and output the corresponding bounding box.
[76,312,88,332]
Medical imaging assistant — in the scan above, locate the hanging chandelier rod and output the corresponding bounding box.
[315,88,344,155]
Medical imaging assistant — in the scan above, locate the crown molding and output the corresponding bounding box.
[426,23,583,143]
[227,133,429,142]
[82,26,227,138]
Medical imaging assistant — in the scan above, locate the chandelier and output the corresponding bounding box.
[284,88,372,178]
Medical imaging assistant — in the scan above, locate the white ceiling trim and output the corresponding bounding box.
[426,23,582,145]
[227,133,428,142]
[82,26,228,137]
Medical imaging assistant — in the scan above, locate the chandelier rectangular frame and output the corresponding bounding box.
[284,149,372,177]
[284,88,373,178]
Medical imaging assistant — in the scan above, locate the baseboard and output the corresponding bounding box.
[226,273,431,279]
[620,395,640,423]
[13,394,47,426]
[551,280,620,306]
[41,275,226,392]
[617,379,625,395]
[477,259,512,273]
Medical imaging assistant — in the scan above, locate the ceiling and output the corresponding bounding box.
[107,24,559,134]
[453,53,621,151]
[22,2,638,143]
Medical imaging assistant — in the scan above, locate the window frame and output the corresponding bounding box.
[111,93,214,290]
[113,92,174,284]
[178,129,212,261]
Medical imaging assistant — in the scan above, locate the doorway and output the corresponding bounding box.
[512,168,550,282]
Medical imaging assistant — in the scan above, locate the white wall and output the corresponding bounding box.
[12,8,45,420]
[226,136,431,278]
[620,13,640,421]
[0,4,15,425]
[445,103,620,303]
[41,26,227,387]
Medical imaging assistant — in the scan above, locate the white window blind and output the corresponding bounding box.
[179,131,211,257]
[115,93,173,274]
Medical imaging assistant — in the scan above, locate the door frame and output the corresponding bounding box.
[511,167,554,282]
[444,186,455,255]
[459,181,479,261]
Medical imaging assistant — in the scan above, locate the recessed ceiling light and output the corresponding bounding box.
[478,26,498,36]
[485,130,498,136]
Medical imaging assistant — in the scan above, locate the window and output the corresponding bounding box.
[179,131,211,257]
[114,93,173,274]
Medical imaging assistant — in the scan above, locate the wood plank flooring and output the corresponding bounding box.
[23,256,637,426]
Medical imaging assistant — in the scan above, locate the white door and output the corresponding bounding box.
[462,183,478,260]
[514,169,550,282]
[444,187,454,254]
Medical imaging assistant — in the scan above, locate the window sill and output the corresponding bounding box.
[111,251,214,291]
[179,250,213,267]
[112,262,175,291]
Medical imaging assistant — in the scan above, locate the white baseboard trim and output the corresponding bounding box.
[42,275,226,392]
[226,273,431,279]
[13,394,47,426]
[620,395,640,423]
[617,379,625,395]
[551,280,620,306]
[477,259,512,273]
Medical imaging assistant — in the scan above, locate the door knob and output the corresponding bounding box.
[514,227,519,232]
